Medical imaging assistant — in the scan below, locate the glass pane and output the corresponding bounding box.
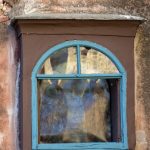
[38,79,111,143]
[107,79,121,142]
[38,47,77,74]
[80,47,119,74]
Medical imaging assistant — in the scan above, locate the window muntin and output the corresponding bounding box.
[32,40,127,150]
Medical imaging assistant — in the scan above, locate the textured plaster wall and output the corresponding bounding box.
[0,29,10,150]
[0,24,15,150]
[0,0,150,150]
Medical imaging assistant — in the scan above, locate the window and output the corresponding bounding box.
[32,40,128,150]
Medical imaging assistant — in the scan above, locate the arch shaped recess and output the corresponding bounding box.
[32,40,126,77]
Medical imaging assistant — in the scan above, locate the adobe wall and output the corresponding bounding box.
[0,0,149,150]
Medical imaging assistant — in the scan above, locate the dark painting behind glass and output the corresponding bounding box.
[39,79,111,143]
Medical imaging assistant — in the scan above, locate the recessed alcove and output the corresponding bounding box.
[11,13,143,150]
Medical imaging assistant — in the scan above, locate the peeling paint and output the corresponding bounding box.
[0,0,150,149]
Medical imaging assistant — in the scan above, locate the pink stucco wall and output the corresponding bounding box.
[0,0,150,149]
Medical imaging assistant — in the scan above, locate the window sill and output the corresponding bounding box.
[33,142,128,150]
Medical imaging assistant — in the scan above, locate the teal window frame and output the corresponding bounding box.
[31,40,128,150]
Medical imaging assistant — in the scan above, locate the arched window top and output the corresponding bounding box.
[32,40,126,77]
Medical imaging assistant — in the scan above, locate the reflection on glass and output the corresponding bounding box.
[80,47,119,74]
[38,79,111,143]
[38,47,77,74]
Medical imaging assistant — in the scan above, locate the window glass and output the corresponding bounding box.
[38,47,77,74]
[80,47,119,74]
[38,79,111,143]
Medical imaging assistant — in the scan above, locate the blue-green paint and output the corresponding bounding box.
[36,73,122,79]
[35,142,127,150]
[31,40,128,150]
[76,44,81,74]
[32,77,38,149]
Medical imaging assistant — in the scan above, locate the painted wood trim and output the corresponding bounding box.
[35,142,127,150]
[36,73,122,79]
[76,44,81,74]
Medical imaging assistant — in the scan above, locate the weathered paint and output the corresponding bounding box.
[0,0,149,150]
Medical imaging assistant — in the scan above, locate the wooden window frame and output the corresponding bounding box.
[31,40,128,150]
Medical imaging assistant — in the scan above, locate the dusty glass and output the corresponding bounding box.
[38,79,111,143]
[38,47,77,74]
[80,47,119,74]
